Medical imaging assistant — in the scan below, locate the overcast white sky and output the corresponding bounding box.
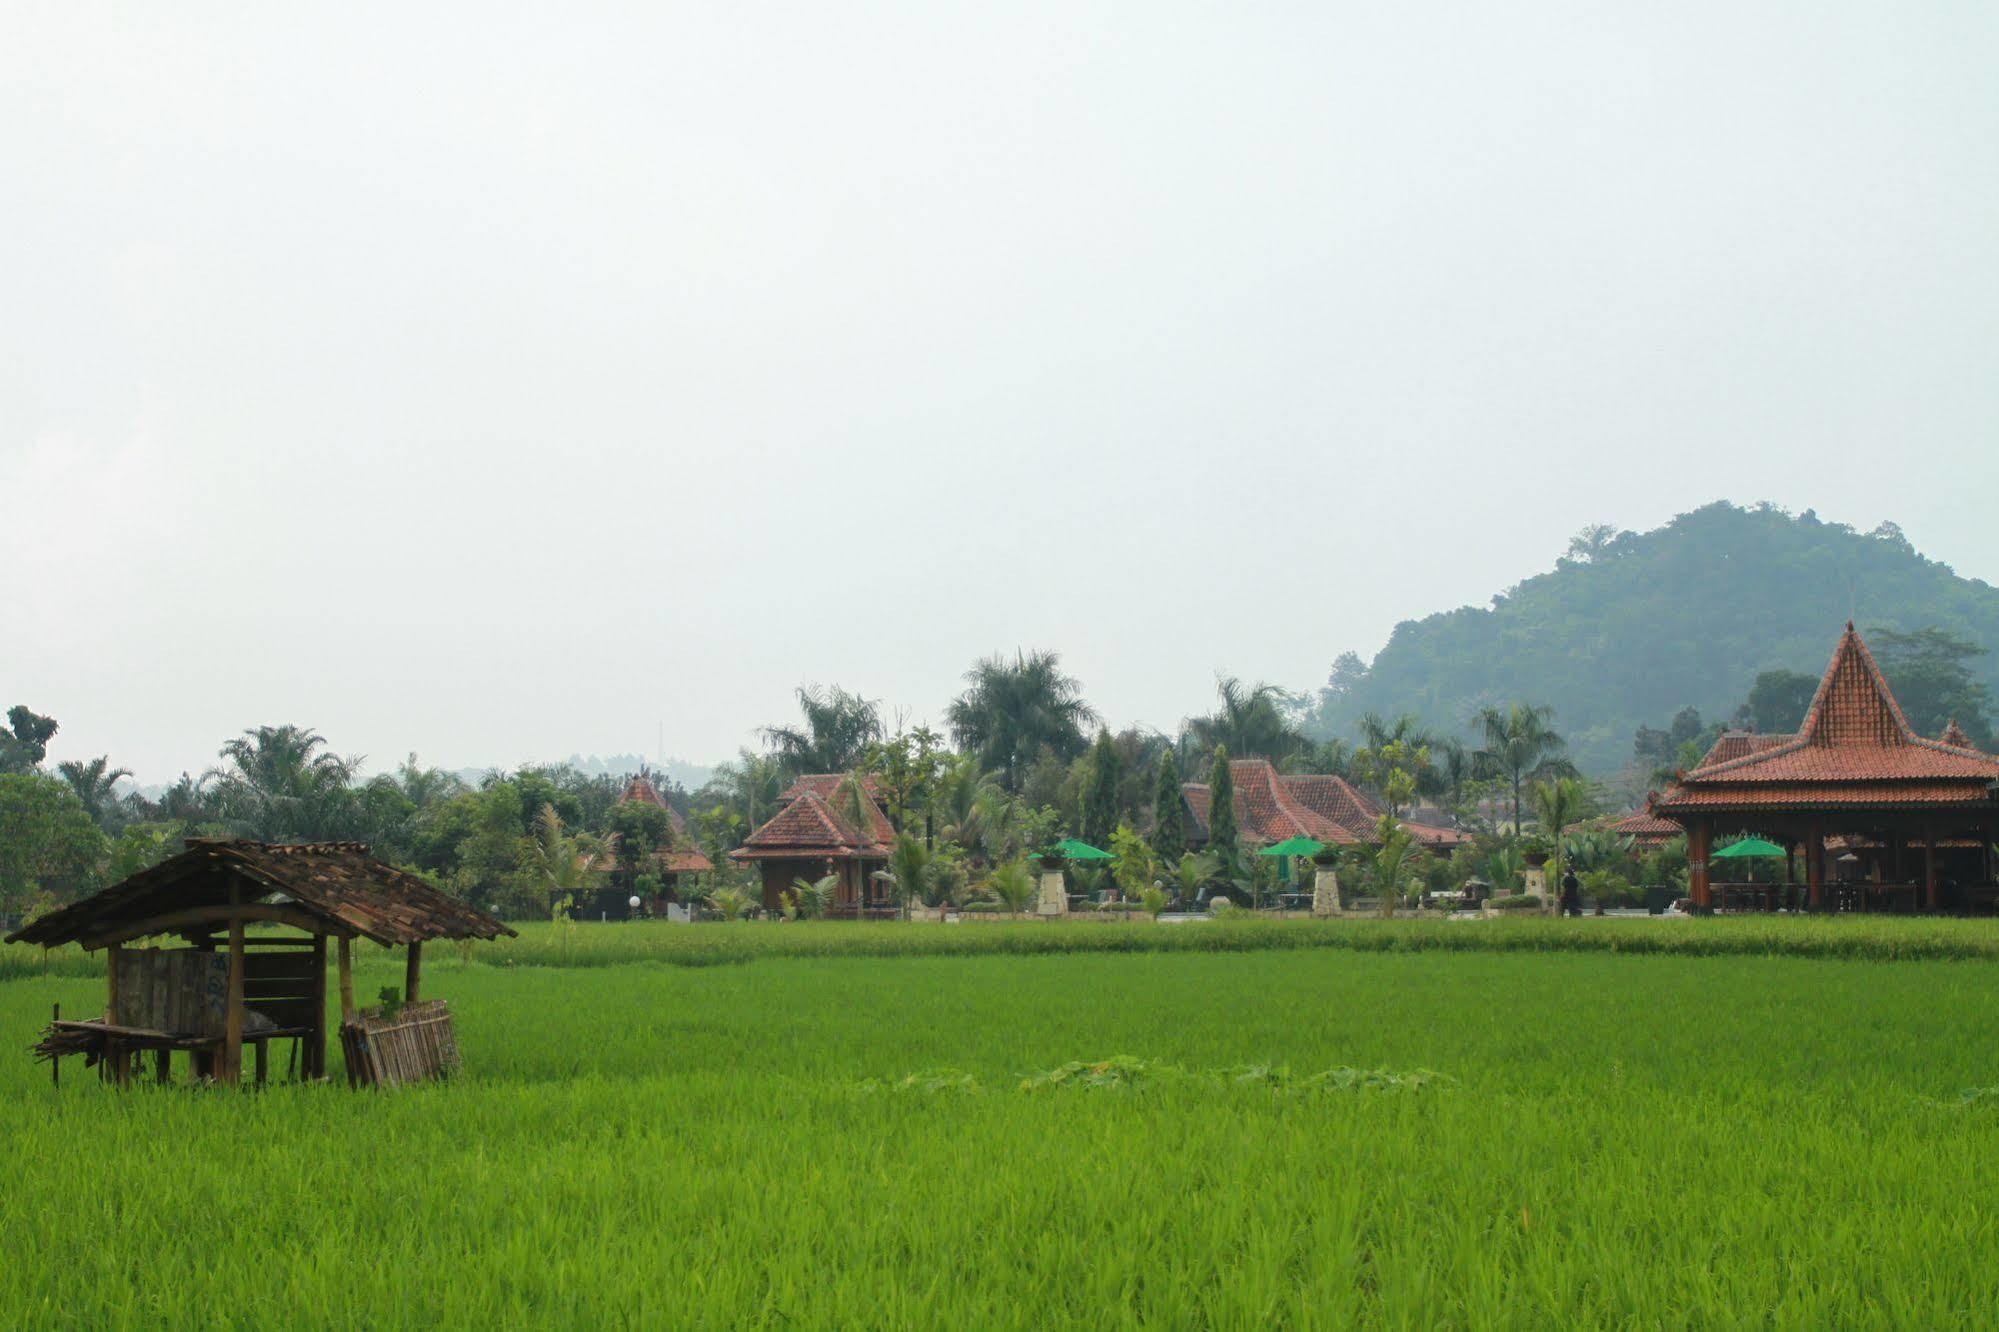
[6,3,1998,782]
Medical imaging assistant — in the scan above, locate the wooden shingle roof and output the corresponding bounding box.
[7,840,516,949]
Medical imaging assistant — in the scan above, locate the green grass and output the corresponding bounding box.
[2,936,1998,1326]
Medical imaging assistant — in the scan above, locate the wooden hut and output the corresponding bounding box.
[582,775,713,918]
[1651,624,1999,912]
[729,774,895,916]
[5,838,513,1087]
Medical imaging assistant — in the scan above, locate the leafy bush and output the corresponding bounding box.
[1492,894,1544,911]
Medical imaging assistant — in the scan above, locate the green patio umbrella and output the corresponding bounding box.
[1257,836,1326,884]
[1050,838,1115,861]
[1713,836,1786,860]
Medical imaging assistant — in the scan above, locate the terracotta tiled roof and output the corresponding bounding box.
[1653,624,1999,815]
[619,775,687,833]
[1697,731,1791,767]
[1939,719,1974,749]
[773,774,896,844]
[730,790,889,861]
[1600,809,1682,844]
[586,847,713,876]
[1182,761,1447,849]
[1282,774,1382,843]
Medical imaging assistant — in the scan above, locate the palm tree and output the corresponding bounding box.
[947,650,1096,791]
[208,725,360,842]
[1170,852,1220,908]
[883,834,933,918]
[986,860,1037,918]
[759,685,882,775]
[710,750,787,834]
[1186,678,1305,762]
[517,803,608,921]
[1369,813,1417,918]
[392,753,466,808]
[786,873,837,920]
[1473,704,1577,835]
[1531,776,1588,903]
[57,756,131,825]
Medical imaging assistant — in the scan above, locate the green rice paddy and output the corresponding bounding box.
[4,920,1998,1327]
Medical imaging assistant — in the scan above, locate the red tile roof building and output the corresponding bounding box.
[1650,624,1999,911]
[584,774,711,917]
[730,775,896,915]
[1183,759,1469,854]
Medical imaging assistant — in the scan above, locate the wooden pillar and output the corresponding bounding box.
[1806,825,1825,911]
[337,937,356,1023]
[104,941,130,1087]
[222,916,246,1085]
[307,935,328,1080]
[1923,828,1938,912]
[405,941,423,1005]
[253,1039,268,1086]
[1687,820,1711,914]
[155,1050,171,1084]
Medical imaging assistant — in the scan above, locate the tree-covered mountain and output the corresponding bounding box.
[1305,503,1999,778]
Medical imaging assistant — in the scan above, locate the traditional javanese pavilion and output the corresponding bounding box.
[1651,624,1999,913]
[729,774,896,916]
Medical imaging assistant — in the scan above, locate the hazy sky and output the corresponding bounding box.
[7,3,1998,782]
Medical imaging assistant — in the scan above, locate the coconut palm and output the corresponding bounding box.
[1473,704,1578,835]
[785,873,836,920]
[1185,678,1306,762]
[759,686,882,776]
[986,859,1037,918]
[1531,776,1589,902]
[1170,851,1220,908]
[947,650,1096,791]
[516,803,608,921]
[1368,814,1417,918]
[57,755,131,826]
[208,725,360,842]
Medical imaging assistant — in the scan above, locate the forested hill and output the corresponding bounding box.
[1307,502,1999,776]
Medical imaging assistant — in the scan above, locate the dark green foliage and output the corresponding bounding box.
[1151,747,1185,862]
[0,773,104,911]
[1207,746,1237,860]
[1080,729,1120,847]
[1742,669,1818,734]
[1305,502,1999,773]
[0,706,58,775]
[947,650,1096,790]
[607,799,674,883]
[1868,626,1994,747]
[759,684,883,776]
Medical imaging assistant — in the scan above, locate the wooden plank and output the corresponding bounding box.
[223,917,245,1085]
[337,937,356,1023]
[104,941,121,1023]
[83,904,336,951]
[308,935,327,1081]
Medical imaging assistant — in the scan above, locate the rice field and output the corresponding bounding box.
[4,924,1999,1327]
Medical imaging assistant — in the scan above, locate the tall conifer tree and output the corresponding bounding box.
[1207,745,1237,860]
[1081,728,1120,847]
[1151,747,1185,862]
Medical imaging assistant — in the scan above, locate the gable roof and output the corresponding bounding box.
[1654,624,1999,813]
[772,774,896,844]
[1940,719,1974,749]
[620,775,687,834]
[7,839,515,949]
[1182,760,1446,849]
[730,790,890,860]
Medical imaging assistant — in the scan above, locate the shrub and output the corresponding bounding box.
[1492,894,1544,912]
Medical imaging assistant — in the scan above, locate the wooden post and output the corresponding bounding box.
[1923,828,1938,912]
[308,935,328,1081]
[405,941,423,1005]
[104,941,130,1087]
[253,1039,268,1086]
[1806,826,1825,911]
[1687,820,1711,914]
[222,916,246,1085]
[337,936,356,1023]
[156,1049,171,1084]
